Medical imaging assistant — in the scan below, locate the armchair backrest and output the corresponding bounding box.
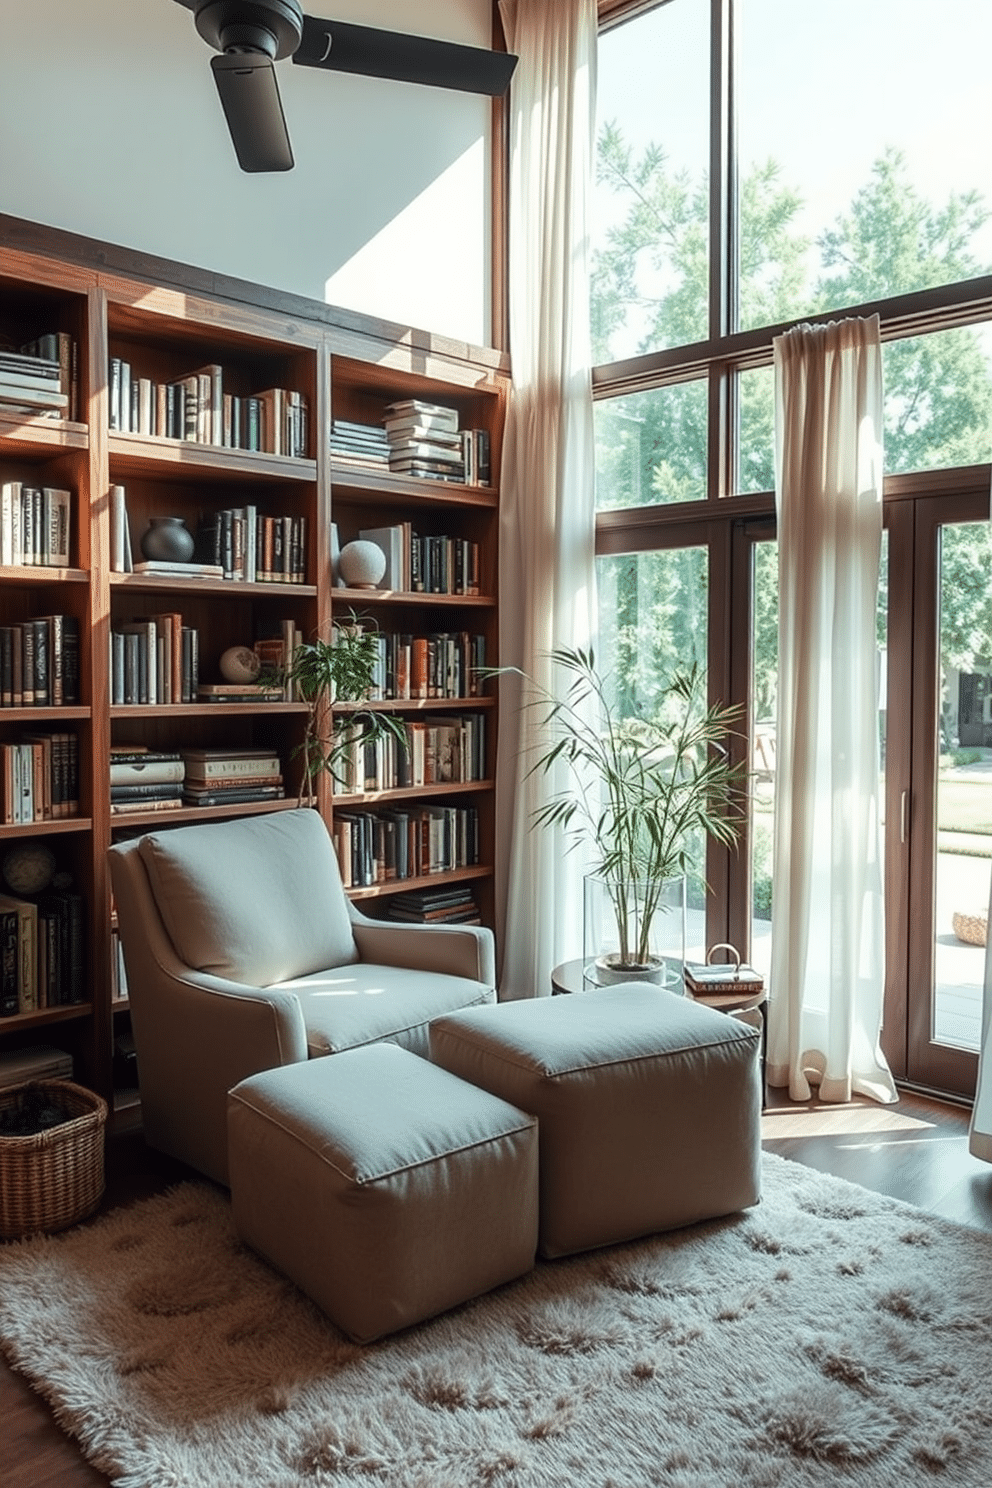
[132,808,358,984]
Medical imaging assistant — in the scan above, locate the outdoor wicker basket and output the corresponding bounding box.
[952,910,988,948]
[0,1079,108,1241]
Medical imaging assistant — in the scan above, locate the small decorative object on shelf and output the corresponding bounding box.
[140,517,196,563]
[2,843,57,896]
[219,646,262,684]
[338,538,387,589]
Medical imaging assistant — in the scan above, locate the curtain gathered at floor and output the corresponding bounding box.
[493,0,598,1000]
[768,314,897,1104]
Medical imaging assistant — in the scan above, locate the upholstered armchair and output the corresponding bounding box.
[108,808,496,1184]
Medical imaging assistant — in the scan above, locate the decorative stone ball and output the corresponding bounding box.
[3,843,57,896]
[219,646,262,684]
[338,538,387,589]
[140,516,196,563]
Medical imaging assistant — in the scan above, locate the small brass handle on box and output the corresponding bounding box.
[705,943,742,974]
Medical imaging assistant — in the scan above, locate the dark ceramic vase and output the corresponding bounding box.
[140,516,195,563]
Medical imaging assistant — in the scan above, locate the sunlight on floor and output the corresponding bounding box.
[761,1098,938,1139]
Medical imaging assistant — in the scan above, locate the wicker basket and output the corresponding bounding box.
[0,1080,108,1241]
[952,910,988,948]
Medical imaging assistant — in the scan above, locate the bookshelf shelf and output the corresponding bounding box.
[109,702,307,719]
[0,565,89,586]
[0,414,88,452]
[109,433,317,484]
[108,796,304,831]
[0,817,92,840]
[347,865,491,903]
[0,1002,94,1033]
[109,573,317,599]
[1,230,508,1106]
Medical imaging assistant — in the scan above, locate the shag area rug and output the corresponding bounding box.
[1,1152,991,1488]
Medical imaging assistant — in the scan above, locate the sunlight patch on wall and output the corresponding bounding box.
[324,138,489,347]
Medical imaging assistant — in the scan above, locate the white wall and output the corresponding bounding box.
[0,0,495,345]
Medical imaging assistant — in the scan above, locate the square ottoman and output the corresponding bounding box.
[228,1042,538,1342]
[429,983,761,1259]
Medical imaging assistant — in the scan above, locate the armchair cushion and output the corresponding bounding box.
[281,963,495,1058]
[137,809,357,985]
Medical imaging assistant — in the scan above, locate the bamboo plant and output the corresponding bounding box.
[278,614,406,806]
[513,647,746,971]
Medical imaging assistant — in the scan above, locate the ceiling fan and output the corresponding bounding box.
[172,1,518,174]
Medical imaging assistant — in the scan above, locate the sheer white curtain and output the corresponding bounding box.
[969,873,992,1160]
[494,0,598,1000]
[768,315,897,1104]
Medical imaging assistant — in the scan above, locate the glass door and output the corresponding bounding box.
[885,490,991,1096]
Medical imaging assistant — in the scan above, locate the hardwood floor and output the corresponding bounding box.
[3,1092,992,1487]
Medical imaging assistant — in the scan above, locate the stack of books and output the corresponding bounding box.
[0,345,70,419]
[110,748,185,816]
[1,482,72,567]
[386,886,481,925]
[2,733,80,822]
[330,419,390,469]
[107,358,307,455]
[383,400,466,482]
[180,748,285,807]
[1,615,80,707]
[1,887,86,1013]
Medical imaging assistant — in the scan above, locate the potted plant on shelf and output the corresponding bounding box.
[512,647,746,987]
[279,613,406,806]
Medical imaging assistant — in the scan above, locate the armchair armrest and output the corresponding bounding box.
[348,904,496,989]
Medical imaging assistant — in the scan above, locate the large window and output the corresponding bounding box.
[591,0,992,1097]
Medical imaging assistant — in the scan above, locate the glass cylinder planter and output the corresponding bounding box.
[583,873,686,990]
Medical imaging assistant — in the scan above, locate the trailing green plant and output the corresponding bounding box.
[275,613,406,805]
[504,647,747,968]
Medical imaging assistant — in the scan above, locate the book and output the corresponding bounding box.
[383,400,459,432]
[358,524,405,590]
[182,785,284,806]
[181,753,280,779]
[195,684,284,702]
[131,560,224,578]
[110,758,185,785]
[42,488,71,566]
[110,781,184,802]
[0,894,37,1013]
[110,485,133,573]
[110,796,185,815]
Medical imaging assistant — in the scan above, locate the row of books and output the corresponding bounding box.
[354,629,486,701]
[0,889,86,1016]
[0,616,81,708]
[110,616,199,706]
[345,520,480,595]
[1,482,72,567]
[333,803,480,888]
[332,714,486,795]
[330,399,491,486]
[108,358,308,456]
[385,885,481,925]
[0,333,78,422]
[1,734,79,823]
[195,507,308,584]
[108,746,286,814]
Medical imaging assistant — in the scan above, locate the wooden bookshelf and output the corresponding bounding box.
[0,235,508,1108]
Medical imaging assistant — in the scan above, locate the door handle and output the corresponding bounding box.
[900,789,910,844]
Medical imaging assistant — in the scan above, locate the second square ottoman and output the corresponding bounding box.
[228,1042,539,1342]
[429,982,762,1258]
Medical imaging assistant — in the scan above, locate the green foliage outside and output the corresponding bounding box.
[592,131,992,906]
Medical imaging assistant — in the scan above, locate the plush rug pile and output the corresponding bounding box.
[2,1151,992,1487]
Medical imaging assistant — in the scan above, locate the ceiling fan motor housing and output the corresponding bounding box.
[194,0,303,59]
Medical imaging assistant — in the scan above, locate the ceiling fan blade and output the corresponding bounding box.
[210,51,294,172]
[294,16,517,97]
